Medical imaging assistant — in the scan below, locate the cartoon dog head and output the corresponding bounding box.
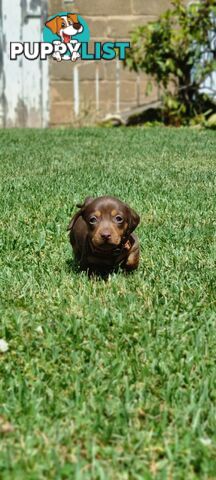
[45,14,83,43]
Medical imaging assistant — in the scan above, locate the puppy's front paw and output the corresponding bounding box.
[52,41,62,62]
[52,52,62,62]
[71,51,80,62]
[125,248,140,271]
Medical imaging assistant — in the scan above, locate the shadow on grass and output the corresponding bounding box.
[65,258,109,280]
[65,258,126,281]
[65,258,81,275]
[66,257,136,282]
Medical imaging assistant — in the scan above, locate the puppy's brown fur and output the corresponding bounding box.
[68,196,140,274]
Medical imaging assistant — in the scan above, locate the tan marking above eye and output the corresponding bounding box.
[94,210,101,217]
[111,209,117,217]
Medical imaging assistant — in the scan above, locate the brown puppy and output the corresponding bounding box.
[68,196,140,274]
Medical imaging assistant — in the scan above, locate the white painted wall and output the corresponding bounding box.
[0,0,49,127]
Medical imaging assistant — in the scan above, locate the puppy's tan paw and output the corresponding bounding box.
[125,249,140,271]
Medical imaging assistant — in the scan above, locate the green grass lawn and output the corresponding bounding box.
[0,127,216,479]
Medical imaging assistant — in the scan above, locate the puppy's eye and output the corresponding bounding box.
[115,215,124,224]
[89,216,98,225]
[61,22,65,27]
[68,20,73,25]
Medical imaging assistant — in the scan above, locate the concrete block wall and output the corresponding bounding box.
[48,0,172,125]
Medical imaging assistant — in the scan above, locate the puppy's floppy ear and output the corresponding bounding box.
[67,13,79,24]
[45,16,60,34]
[76,197,94,209]
[67,197,94,231]
[125,205,140,234]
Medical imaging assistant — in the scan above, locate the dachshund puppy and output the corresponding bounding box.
[68,196,140,274]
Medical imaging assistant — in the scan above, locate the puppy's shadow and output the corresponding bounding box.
[65,258,118,281]
[66,258,81,275]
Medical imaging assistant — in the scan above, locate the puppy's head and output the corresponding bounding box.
[69,196,140,251]
[45,14,83,40]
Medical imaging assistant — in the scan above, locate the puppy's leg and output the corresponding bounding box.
[124,241,140,271]
[52,41,63,62]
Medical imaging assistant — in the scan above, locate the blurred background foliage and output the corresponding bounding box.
[125,0,216,126]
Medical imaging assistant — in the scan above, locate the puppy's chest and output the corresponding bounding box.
[86,249,129,268]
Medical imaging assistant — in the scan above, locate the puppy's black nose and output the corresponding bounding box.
[101,232,111,240]
[73,23,82,30]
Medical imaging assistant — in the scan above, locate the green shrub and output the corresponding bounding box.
[125,0,216,125]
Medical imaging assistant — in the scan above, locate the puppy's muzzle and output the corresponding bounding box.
[100,231,111,241]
